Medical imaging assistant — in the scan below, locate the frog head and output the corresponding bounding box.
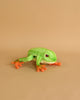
[42,50,57,63]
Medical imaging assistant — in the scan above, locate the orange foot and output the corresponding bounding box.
[49,62,61,66]
[36,65,47,72]
[11,61,24,69]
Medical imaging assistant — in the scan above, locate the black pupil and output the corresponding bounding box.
[46,54,49,57]
[33,56,36,58]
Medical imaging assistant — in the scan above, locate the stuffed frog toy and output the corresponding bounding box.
[12,48,61,72]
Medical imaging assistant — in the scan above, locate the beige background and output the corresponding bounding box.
[0,0,80,100]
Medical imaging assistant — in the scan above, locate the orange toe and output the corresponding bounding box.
[11,62,15,64]
[15,66,19,69]
[36,65,47,72]
[57,62,61,66]
[43,67,47,70]
[37,69,40,72]
[42,65,46,67]
[19,64,22,67]
[40,68,44,72]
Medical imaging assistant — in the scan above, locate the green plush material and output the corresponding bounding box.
[19,48,57,66]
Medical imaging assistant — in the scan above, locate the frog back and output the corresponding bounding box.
[28,48,47,56]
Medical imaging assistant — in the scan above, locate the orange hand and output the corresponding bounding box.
[36,65,47,72]
[11,61,24,69]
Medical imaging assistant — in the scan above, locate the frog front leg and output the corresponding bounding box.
[12,55,33,69]
[36,56,47,72]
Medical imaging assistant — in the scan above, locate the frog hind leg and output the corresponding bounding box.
[19,55,33,62]
[49,62,61,66]
[12,55,33,69]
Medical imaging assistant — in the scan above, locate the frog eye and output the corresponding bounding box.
[45,54,49,57]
